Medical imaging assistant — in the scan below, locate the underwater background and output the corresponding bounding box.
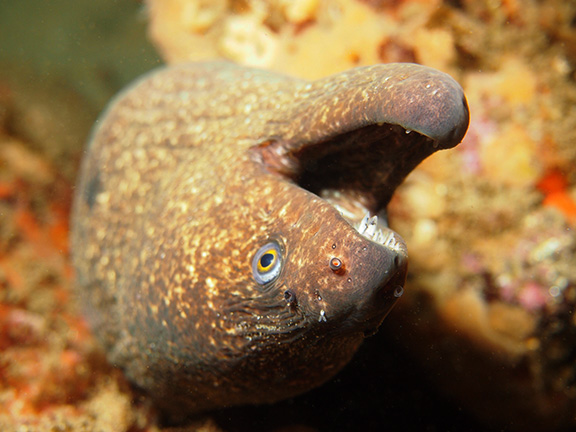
[1,0,575,431]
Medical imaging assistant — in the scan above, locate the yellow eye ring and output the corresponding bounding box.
[252,242,283,285]
[257,249,278,273]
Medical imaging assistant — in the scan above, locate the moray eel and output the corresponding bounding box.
[71,62,469,416]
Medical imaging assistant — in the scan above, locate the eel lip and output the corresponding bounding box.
[367,268,406,336]
[358,229,408,336]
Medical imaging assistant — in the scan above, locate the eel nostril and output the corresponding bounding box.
[329,257,344,273]
[284,289,297,305]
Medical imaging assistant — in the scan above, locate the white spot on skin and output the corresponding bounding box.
[225,327,241,335]
[319,310,327,322]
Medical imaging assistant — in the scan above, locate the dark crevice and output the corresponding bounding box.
[292,124,436,213]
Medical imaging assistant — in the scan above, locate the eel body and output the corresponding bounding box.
[71,62,469,415]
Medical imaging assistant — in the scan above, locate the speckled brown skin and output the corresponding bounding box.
[71,62,468,416]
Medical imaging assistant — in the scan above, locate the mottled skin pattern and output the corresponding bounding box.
[71,62,469,416]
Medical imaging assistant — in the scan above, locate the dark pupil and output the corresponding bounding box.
[260,253,274,269]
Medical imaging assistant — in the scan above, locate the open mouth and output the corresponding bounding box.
[253,64,469,254]
[257,123,445,249]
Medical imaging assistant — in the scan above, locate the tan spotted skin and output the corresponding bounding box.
[71,62,468,415]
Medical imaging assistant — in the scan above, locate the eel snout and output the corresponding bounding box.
[350,217,408,336]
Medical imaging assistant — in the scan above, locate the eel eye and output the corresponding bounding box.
[252,242,283,285]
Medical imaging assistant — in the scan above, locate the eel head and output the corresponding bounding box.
[243,63,469,340]
[71,62,469,415]
[192,62,470,410]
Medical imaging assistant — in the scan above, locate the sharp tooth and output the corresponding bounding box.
[357,212,370,235]
[365,216,378,238]
[382,231,397,248]
[375,230,384,244]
